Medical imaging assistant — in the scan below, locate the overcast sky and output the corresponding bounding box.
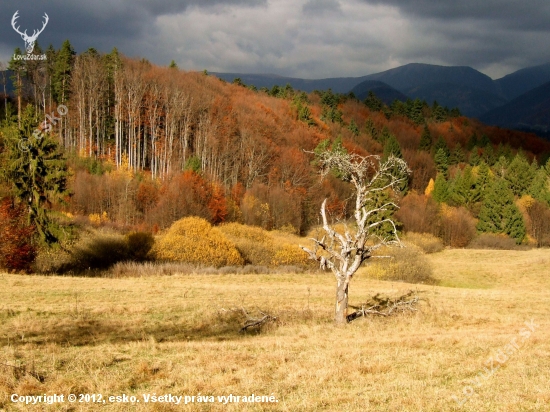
[1,0,549,79]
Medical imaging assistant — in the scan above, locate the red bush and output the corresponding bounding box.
[0,198,37,272]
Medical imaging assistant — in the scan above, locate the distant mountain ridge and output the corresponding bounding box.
[350,80,408,105]
[211,72,369,94]
[480,80,550,137]
[495,63,550,100]
[213,62,550,136]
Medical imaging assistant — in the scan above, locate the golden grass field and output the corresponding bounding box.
[1,248,549,411]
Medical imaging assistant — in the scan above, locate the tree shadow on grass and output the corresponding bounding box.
[1,310,274,347]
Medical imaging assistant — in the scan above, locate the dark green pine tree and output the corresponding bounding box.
[169,60,178,69]
[434,148,449,177]
[52,40,76,104]
[434,135,450,157]
[377,126,392,145]
[449,144,465,165]
[476,160,492,200]
[390,100,406,116]
[493,155,509,178]
[479,134,491,147]
[432,104,447,122]
[482,143,495,166]
[298,104,314,126]
[2,107,70,245]
[495,143,513,161]
[469,146,481,166]
[505,152,535,196]
[477,179,526,244]
[503,202,526,245]
[348,119,360,137]
[528,168,550,206]
[383,133,403,160]
[364,189,400,238]
[466,133,478,151]
[364,91,383,112]
[381,134,408,192]
[448,169,467,206]
[419,123,432,151]
[408,98,425,124]
[364,118,378,141]
[432,173,449,203]
[449,166,479,208]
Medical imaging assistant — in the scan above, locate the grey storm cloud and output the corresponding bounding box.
[1,0,550,80]
[359,0,550,30]
[302,0,342,16]
[0,0,267,53]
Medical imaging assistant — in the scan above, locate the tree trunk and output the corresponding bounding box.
[335,279,349,324]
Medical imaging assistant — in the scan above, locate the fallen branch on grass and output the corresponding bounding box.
[218,307,278,332]
[346,290,422,322]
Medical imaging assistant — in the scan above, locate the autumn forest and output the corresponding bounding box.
[1,41,550,272]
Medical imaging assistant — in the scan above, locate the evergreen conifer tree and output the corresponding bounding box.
[494,155,509,178]
[383,134,403,160]
[482,143,495,165]
[434,135,450,157]
[432,173,449,203]
[52,40,76,104]
[449,144,465,165]
[419,123,432,151]
[505,152,535,196]
[1,107,70,244]
[434,148,449,176]
[449,166,479,208]
[477,179,525,244]
[364,91,383,111]
[364,118,377,141]
[382,135,408,192]
[528,168,550,206]
[467,133,478,151]
[476,160,492,200]
[348,119,359,137]
[469,146,481,166]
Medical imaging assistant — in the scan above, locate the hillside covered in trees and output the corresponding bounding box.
[1,41,550,272]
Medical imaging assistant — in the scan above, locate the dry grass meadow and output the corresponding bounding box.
[1,248,549,411]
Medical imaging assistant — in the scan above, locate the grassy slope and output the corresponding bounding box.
[1,249,549,411]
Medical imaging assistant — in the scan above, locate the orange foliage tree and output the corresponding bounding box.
[0,198,37,272]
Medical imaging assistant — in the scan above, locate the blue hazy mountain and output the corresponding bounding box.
[350,80,408,105]
[480,80,550,137]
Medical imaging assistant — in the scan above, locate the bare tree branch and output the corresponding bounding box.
[300,151,411,324]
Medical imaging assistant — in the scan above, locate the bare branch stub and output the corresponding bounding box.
[346,290,423,322]
[300,152,411,324]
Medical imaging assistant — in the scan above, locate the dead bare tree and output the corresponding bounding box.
[301,151,411,324]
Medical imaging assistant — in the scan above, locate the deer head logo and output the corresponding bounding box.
[11,10,49,54]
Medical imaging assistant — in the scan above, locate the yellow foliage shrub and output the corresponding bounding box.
[271,244,310,266]
[219,222,276,265]
[153,217,243,267]
[89,213,101,226]
[219,222,271,243]
[368,246,436,284]
[403,232,444,254]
